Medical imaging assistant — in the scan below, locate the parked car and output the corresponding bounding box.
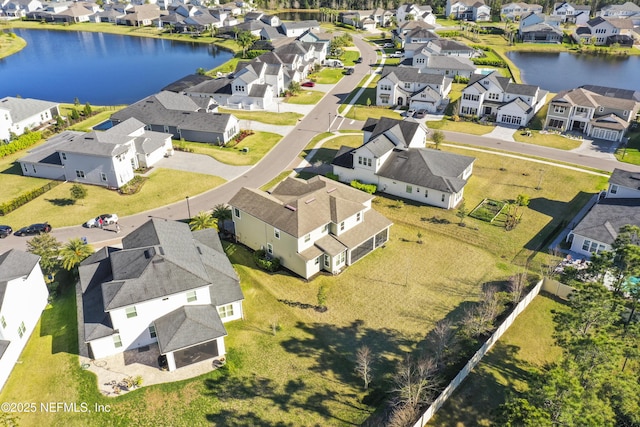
[414,109,427,119]
[301,81,315,87]
[389,51,403,58]
[383,42,394,48]
[406,109,416,117]
[14,223,51,236]
[85,214,119,228]
[0,225,12,239]
[355,57,363,63]
[345,67,355,75]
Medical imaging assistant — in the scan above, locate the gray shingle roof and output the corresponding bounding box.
[609,168,640,189]
[162,74,213,93]
[19,130,81,164]
[154,304,227,354]
[0,250,40,308]
[381,66,449,87]
[573,198,640,245]
[376,148,475,193]
[364,116,425,149]
[0,97,58,123]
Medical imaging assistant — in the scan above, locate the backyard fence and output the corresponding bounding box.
[0,180,61,216]
[412,279,544,427]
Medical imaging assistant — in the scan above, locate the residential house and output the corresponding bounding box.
[158,4,218,33]
[518,12,564,43]
[500,2,543,20]
[0,0,42,19]
[402,26,440,54]
[118,4,161,26]
[567,169,640,257]
[229,176,392,279]
[411,55,477,78]
[0,97,59,142]
[78,219,243,371]
[332,117,475,209]
[280,20,319,37]
[597,1,640,18]
[376,66,452,112]
[19,118,172,188]
[406,38,479,59]
[551,1,591,24]
[110,91,239,145]
[458,70,548,126]
[396,3,436,25]
[340,10,378,31]
[0,250,48,391]
[446,0,491,22]
[573,16,635,46]
[52,2,95,23]
[544,86,640,142]
[392,20,437,47]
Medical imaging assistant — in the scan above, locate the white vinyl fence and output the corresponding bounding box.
[412,279,544,427]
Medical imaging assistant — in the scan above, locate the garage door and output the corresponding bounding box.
[592,128,618,141]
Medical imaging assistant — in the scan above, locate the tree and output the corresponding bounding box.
[355,345,373,389]
[73,97,80,106]
[60,238,94,271]
[69,108,80,121]
[456,201,467,226]
[317,284,328,309]
[212,204,232,232]
[196,67,206,75]
[392,355,439,409]
[428,319,457,367]
[70,184,87,205]
[288,81,301,96]
[236,30,256,58]
[83,102,92,117]
[431,130,444,149]
[508,272,527,304]
[189,211,216,231]
[366,97,372,107]
[461,286,502,337]
[26,234,62,277]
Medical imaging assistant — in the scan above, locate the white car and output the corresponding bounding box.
[389,51,403,58]
[383,42,394,48]
[85,214,118,228]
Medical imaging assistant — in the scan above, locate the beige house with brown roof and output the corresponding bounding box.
[544,85,640,142]
[228,176,392,280]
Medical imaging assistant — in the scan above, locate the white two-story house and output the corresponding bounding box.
[500,2,543,20]
[19,118,172,188]
[567,168,640,257]
[332,117,475,209]
[544,85,640,142]
[377,66,452,112]
[0,97,60,142]
[597,2,640,18]
[78,219,243,372]
[551,1,591,24]
[0,250,49,390]
[229,176,392,280]
[573,16,635,46]
[396,3,436,25]
[458,70,547,126]
[446,0,491,21]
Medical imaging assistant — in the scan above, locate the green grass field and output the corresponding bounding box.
[308,68,344,84]
[218,108,303,125]
[179,131,282,166]
[615,130,640,165]
[305,134,362,164]
[284,90,324,105]
[0,31,26,59]
[429,119,495,135]
[344,106,402,121]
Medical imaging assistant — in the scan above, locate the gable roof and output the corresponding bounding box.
[363,116,425,149]
[229,176,373,238]
[609,168,640,190]
[376,148,475,193]
[381,66,449,87]
[0,250,40,309]
[154,304,227,354]
[573,198,640,245]
[0,97,58,123]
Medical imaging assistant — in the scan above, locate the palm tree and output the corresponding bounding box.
[212,204,232,232]
[189,211,216,231]
[60,238,94,271]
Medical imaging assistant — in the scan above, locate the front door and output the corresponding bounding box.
[397,97,404,106]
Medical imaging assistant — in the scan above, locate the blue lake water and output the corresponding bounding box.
[0,29,233,105]
[506,51,640,93]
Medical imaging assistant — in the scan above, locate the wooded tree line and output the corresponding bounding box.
[252,0,640,19]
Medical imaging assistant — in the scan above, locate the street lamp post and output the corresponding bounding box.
[186,196,192,219]
[328,113,331,132]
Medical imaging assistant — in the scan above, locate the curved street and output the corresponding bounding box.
[1,35,639,253]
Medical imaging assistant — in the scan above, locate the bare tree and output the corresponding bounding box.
[429,319,456,366]
[508,272,527,304]
[392,356,439,410]
[355,345,373,390]
[462,286,501,337]
[387,403,419,427]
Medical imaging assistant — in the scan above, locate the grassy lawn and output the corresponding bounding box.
[340,50,360,65]
[305,134,362,164]
[284,90,324,105]
[429,294,568,426]
[338,74,380,114]
[308,68,344,84]
[513,130,582,150]
[218,108,303,125]
[0,169,226,229]
[1,150,607,425]
[429,119,495,135]
[0,141,53,205]
[179,131,282,166]
[210,55,249,75]
[615,130,640,165]
[0,31,26,59]
[64,105,127,132]
[344,106,402,121]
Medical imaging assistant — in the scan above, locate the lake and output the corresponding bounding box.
[0,29,233,105]
[506,51,640,93]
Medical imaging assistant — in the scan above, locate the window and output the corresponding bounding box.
[366,158,372,167]
[406,185,413,194]
[75,170,85,178]
[125,306,137,318]
[186,290,197,302]
[356,212,361,222]
[340,222,345,231]
[324,254,330,268]
[441,194,445,202]
[548,119,564,129]
[404,83,411,89]
[274,228,280,239]
[101,173,107,182]
[599,106,604,112]
[233,207,241,218]
[425,190,428,198]
[315,256,320,265]
[61,153,67,160]
[267,243,273,255]
[462,93,479,101]
[610,184,618,194]
[113,334,123,348]
[17,321,26,338]
[149,325,157,338]
[553,105,566,114]
[304,233,311,242]
[218,304,234,319]
[487,93,500,100]
[582,239,592,252]
[0,316,5,329]
[358,156,363,165]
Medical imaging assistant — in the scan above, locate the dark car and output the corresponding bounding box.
[355,57,363,63]
[345,67,355,75]
[301,81,315,87]
[414,109,427,119]
[0,225,12,239]
[14,223,52,236]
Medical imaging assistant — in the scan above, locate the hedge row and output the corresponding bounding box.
[253,249,281,272]
[438,31,460,38]
[0,131,43,158]
[471,58,506,67]
[0,180,60,215]
[350,180,377,194]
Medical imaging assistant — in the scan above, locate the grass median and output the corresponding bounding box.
[178,131,282,166]
[219,108,303,125]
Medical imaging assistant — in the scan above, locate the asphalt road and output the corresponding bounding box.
[1,36,638,252]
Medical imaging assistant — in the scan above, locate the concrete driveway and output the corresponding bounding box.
[152,151,252,181]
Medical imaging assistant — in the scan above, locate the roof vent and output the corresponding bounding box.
[158,246,165,255]
[196,246,203,255]
[285,204,297,211]
[327,187,336,193]
[305,197,315,204]
[144,247,156,259]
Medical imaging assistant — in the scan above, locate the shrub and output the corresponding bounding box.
[173,141,194,152]
[350,180,377,194]
[253,249,281,272]
[245,49,269,59]
[0,131,42,158]
[438,30,460,38]
[325,172,339,181]
[453,75,469,84]
[0,180,60,215]
[471,58,506,67]
[119,175,147,195]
